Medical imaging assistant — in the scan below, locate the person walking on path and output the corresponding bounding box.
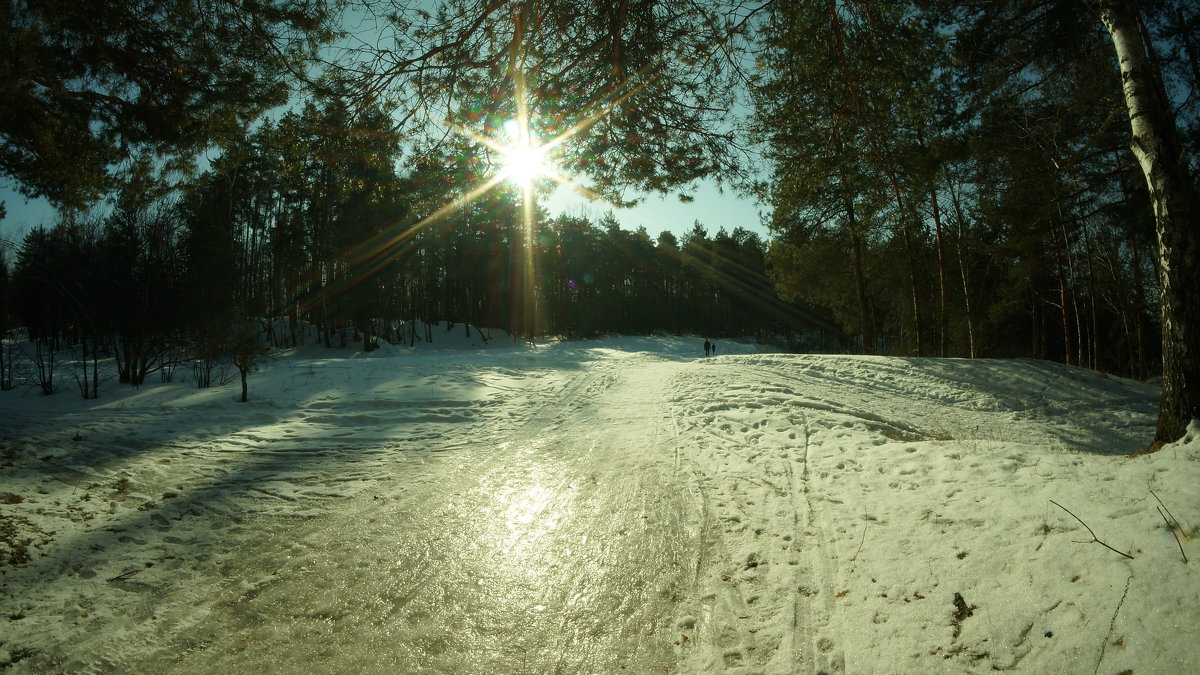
[703,339,711,357]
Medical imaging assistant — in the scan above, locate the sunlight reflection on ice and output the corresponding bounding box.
[468,455,583,626]
[505,484,554,530]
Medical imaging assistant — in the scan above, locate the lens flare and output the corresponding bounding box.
[499,119,550,189]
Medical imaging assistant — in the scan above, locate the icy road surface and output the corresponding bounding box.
[3,334,1196,674]
[156,352,709,672]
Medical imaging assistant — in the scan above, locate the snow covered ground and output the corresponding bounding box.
[1,329,1197,673]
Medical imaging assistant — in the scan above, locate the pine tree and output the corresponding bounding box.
[0,0,339,210]
[336,0,754,200]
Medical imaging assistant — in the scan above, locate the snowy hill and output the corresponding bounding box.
[1,335,1197,673]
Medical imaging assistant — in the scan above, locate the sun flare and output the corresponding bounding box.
[499,119,552,189]
[389,62,653,337]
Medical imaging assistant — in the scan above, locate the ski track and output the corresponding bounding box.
[669,361,841,673]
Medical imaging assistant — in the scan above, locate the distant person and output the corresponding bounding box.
[711,342,716,355]
[703,339,711,357]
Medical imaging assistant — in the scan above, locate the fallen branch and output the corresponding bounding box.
[1049,500,1134,560]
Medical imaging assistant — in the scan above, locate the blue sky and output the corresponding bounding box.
[0,183,53,247]
[543,178,770,240]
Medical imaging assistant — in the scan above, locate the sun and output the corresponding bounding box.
[502,142,547,186]
[499,119,552,189]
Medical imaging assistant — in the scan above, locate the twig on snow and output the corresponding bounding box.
[1095,573,1132,675]
[1149,489,1188,564]
[1156,506,1188,564]
[1149,489,1180,528]
[1049,500,1134,560]
[850,524,867,562]
[107,568,141,582]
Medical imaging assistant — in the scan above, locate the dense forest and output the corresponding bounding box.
[0,1,1196,440]
[0,109,822,383]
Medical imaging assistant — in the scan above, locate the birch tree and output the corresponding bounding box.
[1098,0,1199,444]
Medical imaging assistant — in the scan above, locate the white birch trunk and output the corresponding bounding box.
[1099,0,1200,444]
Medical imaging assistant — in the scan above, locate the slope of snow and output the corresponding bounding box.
[1,333,1196,673]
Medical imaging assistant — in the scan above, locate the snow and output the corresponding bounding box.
[1,329,1197,673]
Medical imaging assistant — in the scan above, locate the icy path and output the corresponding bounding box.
[122,354,701,672]
[4,343,751,673]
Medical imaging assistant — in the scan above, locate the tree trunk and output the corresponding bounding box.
[1111,148,1150,379]
[844,194,874,354]
[930,187,949,358]
[89,336,99,398]
[78,335,92,399]
[1099,0,1200,444]
[1128,219,1149,379]
[1081,219,1099,371]
[900,215,923,357]
[1050,220,1072,366]
[946,169,977,359]
[873,134,924,356]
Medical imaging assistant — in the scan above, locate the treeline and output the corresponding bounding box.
[752,1,1197,381]
[0,98,823,396]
